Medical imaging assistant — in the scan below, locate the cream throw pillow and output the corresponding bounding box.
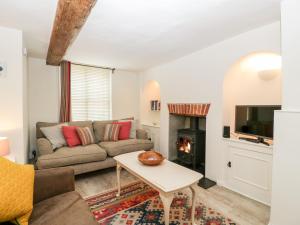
[40,123,67,149]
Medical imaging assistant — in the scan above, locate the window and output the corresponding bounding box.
[71,64,112,121]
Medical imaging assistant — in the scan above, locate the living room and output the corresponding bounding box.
[0,0,299,225]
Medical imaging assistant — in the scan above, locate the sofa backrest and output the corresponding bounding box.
[93,120,117,142]
[36,118,134,140]
[36,121,93,139]
[36,122,59,139]
[68,121,93,131]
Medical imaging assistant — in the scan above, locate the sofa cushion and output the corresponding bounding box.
[103,124,121,142]
[119,119,138,139]
[36,122,59,139]
[76,127,95,146]
[113,121,131,140]
[36,121,93,139]
[62,126,82,147]
[40,124,67,149]
[30,191,98,225]
[99,139,154,157]
[93,120,116,142]
[36,144,107,169]
[0,157,34,225]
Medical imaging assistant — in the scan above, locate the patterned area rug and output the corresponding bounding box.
[85,181,237,225]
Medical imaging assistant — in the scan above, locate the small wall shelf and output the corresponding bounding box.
[150,100,160,111]
[141,122,160,128]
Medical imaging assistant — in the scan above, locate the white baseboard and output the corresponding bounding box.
[216,179,225,186]
[216,181,270,206]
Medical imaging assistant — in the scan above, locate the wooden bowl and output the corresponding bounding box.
[138,150,165,166]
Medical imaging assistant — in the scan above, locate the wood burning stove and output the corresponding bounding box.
[168,103,216,189]
[176,117,205,174]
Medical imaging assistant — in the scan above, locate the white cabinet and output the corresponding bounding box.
[223,138,273,205]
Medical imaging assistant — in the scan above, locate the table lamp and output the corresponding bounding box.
[0,137,10,156]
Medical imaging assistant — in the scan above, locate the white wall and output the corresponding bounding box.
[140,80,161,126]
[270,1,300,225]
[28,57,60,156]
[139,22,281,182]
[111,70,140,120]
[0,26,27,163]
[23,37,29,161]
[223,53,282,131]
[281,0,300,110]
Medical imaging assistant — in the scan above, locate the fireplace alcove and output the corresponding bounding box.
[168,103,216,189]
[170,115,206,173]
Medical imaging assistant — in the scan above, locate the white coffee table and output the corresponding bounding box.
[114,151,203,225]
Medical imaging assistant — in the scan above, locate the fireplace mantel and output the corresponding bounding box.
[167,103,210,117]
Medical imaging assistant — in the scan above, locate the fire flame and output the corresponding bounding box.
[178,138,191,153]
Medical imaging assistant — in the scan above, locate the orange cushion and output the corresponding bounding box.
[0,157,34,225]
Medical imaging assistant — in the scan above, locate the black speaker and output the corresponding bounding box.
[223,126,230,138]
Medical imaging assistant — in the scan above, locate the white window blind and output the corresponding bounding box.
[71,64,112,121]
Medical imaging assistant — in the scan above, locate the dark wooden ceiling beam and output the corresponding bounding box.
[46,0,97,66]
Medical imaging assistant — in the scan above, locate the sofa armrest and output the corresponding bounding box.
[33,168,75,204]
[37,138,53,156]
[136,129,149,140]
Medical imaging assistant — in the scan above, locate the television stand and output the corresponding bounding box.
[239,137,270,146]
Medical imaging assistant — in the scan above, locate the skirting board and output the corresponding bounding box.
[216,180,270,206]
[216,179,225,187]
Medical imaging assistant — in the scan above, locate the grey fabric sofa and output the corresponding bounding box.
[30,168,98,225]
[35,120,154,175]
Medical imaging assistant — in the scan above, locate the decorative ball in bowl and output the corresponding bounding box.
[138,150,165,166]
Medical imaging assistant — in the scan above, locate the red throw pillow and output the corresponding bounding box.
[62,126,81,147]
[113,121,132,140]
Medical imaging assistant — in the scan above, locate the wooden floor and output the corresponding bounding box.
[75,168,270,225]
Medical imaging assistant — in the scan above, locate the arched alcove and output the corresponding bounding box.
[141,80,161,126]
[223,52,282,139]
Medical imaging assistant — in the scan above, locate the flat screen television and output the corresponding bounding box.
[235,105,281,139]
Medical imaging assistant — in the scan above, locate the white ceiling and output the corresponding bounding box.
[0,0,281,71]
[0,1,57,59]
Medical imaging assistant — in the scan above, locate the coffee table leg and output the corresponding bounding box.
[116,163,122,197]
[190,183,197,225]
[159,192,173,225]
